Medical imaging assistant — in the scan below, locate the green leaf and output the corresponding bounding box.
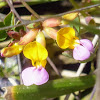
[31,15,37,21]
[0,21,5,27]
[69,19,100,35]
[0,30,7,41]
[0,22,7,41]
[27,22,40,29]
[4,11,15,26]
[4,75,95,100]
[15,21,25,32]
[69,16,80,33]
[27,23,34,29]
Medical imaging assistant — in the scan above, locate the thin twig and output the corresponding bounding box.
[0,4,100,30]
[47,57,62,78]
[64,95,70,100]
[8,78,18,86]
[73,92,80,100]
[20,0,40,19]
[95,37,100,100]
[6,0,22,22]
[6,0,23,84]
[17,54,23,84]
[76,63,87,76]
[89,85,96,100]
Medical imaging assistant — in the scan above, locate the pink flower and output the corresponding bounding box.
[21,67,49,86]
[73,39,93,61]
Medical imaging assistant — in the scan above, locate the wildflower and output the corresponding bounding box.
[1,43,24,57]
[21,41,49,86]
[57,27,93,61]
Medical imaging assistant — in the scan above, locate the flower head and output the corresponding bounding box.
[57,27,79,49]
[22,41,49,86]
[57,27,93,61]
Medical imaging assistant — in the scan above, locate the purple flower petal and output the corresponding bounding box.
[73,45,90,61]
[80,39,93,52]
[21,67,49,86]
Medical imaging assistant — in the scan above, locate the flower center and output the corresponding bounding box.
[69,37,80,49]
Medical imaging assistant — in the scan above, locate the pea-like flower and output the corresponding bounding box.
[1,43,24,57]
[57,27,93,61]
[22,41,49,86]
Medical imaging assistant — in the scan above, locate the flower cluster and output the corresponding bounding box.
[1,29,49,86]
[0,12,94,86]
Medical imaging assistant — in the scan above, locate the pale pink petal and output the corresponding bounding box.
[73,45,90,61]
[21,67,49,86]
[80,39,93,52]
[85,16,93,24]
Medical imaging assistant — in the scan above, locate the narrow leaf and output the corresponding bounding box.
[69,16,80,33]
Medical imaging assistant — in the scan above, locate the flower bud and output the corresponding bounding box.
[44,27,57,40]
[19,28,39,45]
[62,12,79,21]
[85,16,96,25]
[1,43,24,57]
[7,31,20,40]
[19,29,26,37]
[60,19,69,25]
[36,31,46,47]
[42,18,61,27]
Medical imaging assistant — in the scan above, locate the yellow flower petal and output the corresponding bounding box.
[1,43,24,57]
[57,27,75,49]
[32,59,47,68]
[62,12,79,20]
[69,37,79,49]
[40,59,47,68]
[23,41,48,64]
[36,31,46,47]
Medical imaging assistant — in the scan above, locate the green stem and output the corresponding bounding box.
[4,75,95,100]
